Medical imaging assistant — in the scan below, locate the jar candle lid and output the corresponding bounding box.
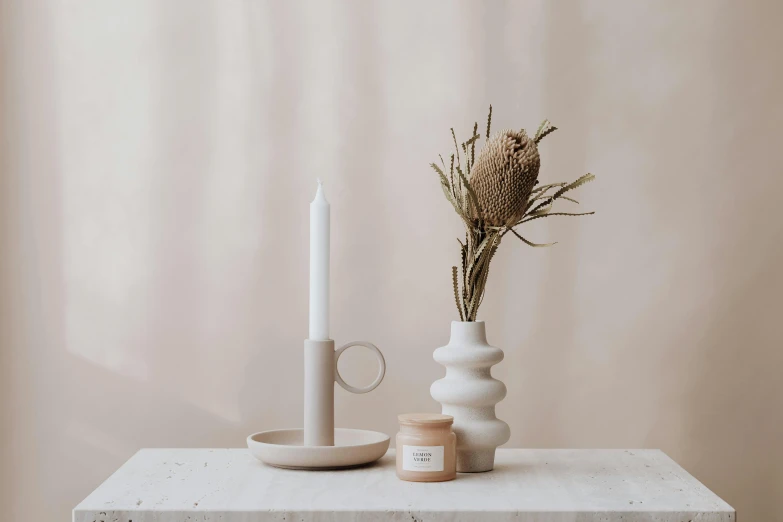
[398,413,454,426]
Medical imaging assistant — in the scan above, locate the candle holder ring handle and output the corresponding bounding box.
[334,341,386,394]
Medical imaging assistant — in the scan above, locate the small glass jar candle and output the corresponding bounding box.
[396,413,456,482]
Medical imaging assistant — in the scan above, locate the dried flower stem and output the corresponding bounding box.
[432,106,595,321]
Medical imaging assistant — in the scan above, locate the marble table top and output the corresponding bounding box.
[74,448,734,522]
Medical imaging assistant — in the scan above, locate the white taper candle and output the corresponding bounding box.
[309,179,330,341]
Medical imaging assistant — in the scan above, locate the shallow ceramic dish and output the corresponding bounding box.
[247,428,390,470]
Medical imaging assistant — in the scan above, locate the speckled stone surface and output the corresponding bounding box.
[73,449,734,522]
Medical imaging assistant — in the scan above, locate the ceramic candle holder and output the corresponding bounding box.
[304,339,386,446]
[247,182,389,470]
[247,339,388,470]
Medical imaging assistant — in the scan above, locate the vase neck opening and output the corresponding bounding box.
[449,321,488,344]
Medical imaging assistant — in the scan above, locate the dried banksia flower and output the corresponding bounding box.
[430,106,595,321]
[470,129,540,226]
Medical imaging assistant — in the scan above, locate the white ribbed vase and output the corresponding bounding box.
[430,321,510,472]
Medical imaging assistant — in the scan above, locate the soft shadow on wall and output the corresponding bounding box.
[675,1,783,518]
[501,3,783,522]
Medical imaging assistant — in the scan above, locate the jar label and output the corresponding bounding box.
[402,445,445,472]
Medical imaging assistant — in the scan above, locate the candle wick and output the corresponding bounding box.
[313,179,328,204]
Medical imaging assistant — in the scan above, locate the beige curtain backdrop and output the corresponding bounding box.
[2,0,782,520]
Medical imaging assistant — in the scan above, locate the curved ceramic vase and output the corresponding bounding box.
[430,321,510,472]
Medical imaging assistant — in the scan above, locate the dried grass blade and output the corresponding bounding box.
[466,234,491,278]
[485,105,493,139]
[527,173,592,215]
[551,173,595,200]
[531,182,567,194]
[452,266,464,322]
[509,227,557,247]
[451,128,461,168]
[534,119,558,143]
[527,203,553,218]
[469,122,479,168]
[456,165,482,217]
[520,211,595,224]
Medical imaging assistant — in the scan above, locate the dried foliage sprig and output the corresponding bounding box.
[431,106,596,321]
